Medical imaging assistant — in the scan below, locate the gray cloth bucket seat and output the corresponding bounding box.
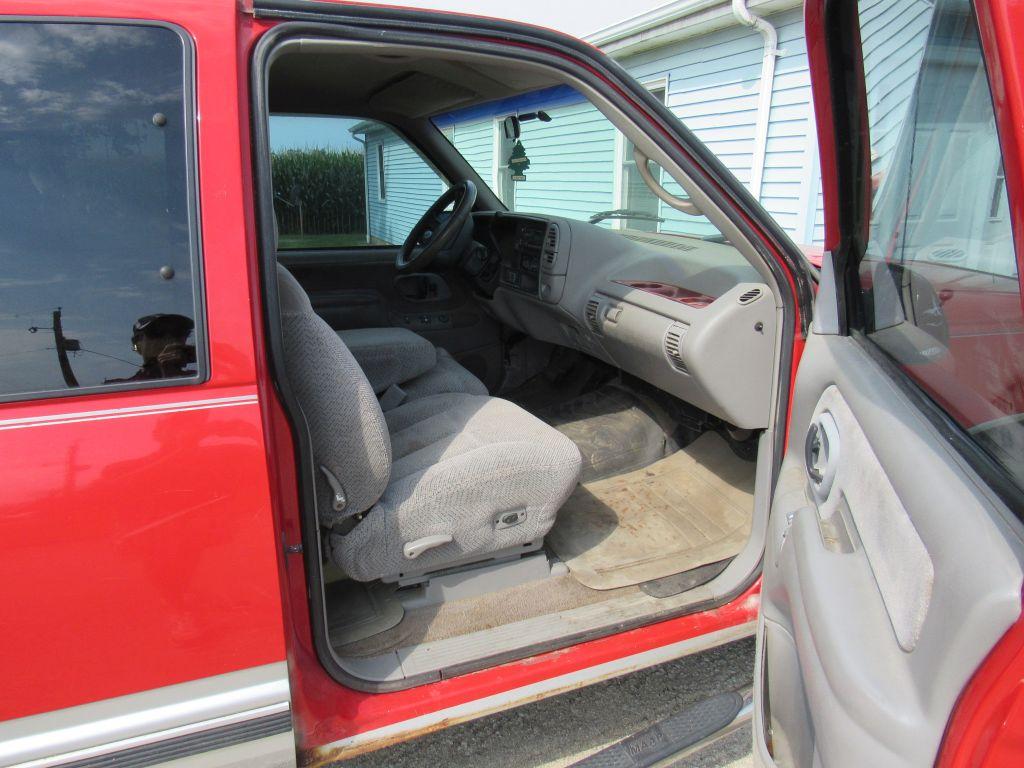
[277,265,582,582]
[336,326,487,409]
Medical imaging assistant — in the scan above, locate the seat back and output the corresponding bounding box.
[276,264,392,525]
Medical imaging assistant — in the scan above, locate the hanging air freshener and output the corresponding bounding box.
[508,140,530,182]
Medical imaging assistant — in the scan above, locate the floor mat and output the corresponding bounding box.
[538,384,676,482]
[332,574,636,658]
[325,580,405,647]
[547,432,755,590]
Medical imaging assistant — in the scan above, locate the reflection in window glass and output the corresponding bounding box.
[857,0,1024,487]
[0,22,201,398]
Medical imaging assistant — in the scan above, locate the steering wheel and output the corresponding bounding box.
[396,181,477,272]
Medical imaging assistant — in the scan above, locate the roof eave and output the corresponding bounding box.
[586,0,801,58]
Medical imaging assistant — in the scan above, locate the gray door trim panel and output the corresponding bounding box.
[759,332,1024,766]
[0,662,291,768]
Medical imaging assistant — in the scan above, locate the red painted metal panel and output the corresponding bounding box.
[936,593,1024,768]
[0,0,286,721]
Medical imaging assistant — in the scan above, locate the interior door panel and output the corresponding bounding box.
[756,330,1024,766]
[278,250,504,389]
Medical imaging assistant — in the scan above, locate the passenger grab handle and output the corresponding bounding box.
[403,534,454,560]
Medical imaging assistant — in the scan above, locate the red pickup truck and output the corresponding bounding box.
[1,1,1023,767]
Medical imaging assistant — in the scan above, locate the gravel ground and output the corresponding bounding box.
[343,637,756,768]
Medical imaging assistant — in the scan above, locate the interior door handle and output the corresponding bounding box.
[394,273,452,302]
[805,411,840,502]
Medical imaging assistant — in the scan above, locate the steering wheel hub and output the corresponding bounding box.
[396,181,477,272]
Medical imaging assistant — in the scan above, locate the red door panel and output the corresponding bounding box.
[0,0,286,721]
[0,387,285,720]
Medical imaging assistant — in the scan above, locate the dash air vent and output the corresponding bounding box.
[543,223,560,269]
[622,233,697,252]
[663,323,689,373]
[585,297,602,334]
[738,287,763,305]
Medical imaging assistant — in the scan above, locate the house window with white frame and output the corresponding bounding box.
[619,83,667,233]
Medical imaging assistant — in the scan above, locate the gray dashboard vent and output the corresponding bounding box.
[663,323,689,373]
[738,287,763,305]
[622,233,697,252]
[543,223,560,269]
[585,297,602,334]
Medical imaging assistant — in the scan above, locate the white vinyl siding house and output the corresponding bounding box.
[359,123,445,245]
[614,6,818,241]
[357,0,968,257]
[449,119,494,189]
[359,3,827,249]
[360,3,823,249]
[512,100,618,223]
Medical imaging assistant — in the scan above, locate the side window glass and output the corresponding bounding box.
[269,116,446,249]
[856,0,1024,486]
[0,22,202,400]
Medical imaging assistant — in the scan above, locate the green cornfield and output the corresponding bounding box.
[271,148,366,237]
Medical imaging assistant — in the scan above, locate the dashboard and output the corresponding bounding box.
[465,212,777,430]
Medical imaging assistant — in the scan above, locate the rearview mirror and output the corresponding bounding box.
[502,115,520,140]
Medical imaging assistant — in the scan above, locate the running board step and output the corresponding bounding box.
[570,690,750,768]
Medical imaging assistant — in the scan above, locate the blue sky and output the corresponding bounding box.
[270,115,364,153]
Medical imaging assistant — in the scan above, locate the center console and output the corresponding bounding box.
[499,217,546,295]
[472,213,567,304]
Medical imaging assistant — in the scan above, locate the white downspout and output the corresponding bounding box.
[732,0,779,204]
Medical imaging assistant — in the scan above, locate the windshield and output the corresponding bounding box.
[430,85,727,242]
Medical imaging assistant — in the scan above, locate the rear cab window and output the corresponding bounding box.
[855,0,1024,486]
[0,21,203,401]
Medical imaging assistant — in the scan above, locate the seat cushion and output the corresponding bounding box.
[401,348,488,401]
[336,328,487,403]
[331,394,582,582]
[337,327,436,395]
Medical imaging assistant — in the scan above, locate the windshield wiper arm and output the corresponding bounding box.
[588,209,666,225]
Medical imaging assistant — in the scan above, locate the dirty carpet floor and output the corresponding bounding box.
[547,433,755,590]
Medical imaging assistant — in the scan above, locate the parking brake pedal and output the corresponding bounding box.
[569,691,748,768]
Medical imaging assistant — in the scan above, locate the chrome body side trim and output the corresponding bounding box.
[0,663,290,768]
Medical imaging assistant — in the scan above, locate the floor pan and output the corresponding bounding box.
[332,574,636,658]
[536,383,675,482]
[547,432,755,590]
